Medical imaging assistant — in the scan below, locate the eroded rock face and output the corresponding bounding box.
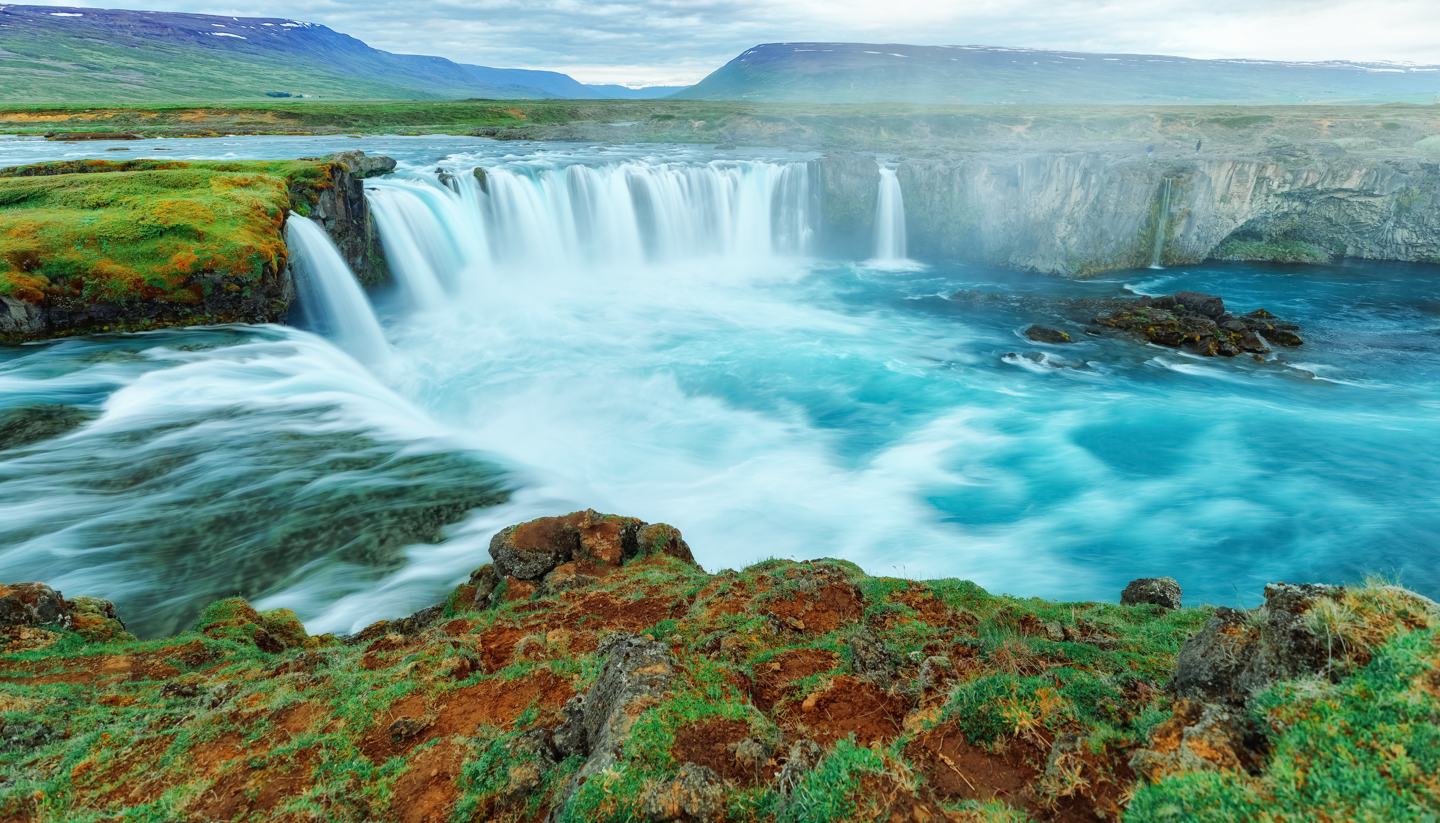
[1122,577,1183,610]
[293,152,395,288]
[550,633,679,816]
[1024,324,1071,344]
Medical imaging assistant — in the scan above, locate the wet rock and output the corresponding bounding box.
[1121,577,1183,610]
[326,150,397,180]
[1024,324,1072,344]
[1094,291,1301,357]
[639,764,726,821]
[551,634,678,815]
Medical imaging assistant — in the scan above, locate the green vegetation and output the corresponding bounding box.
[3,517,1436,822]
[4,101,1440,159]
[1212,237,1334,264]
[0,158,332,335]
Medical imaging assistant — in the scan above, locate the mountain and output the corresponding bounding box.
[0,5,682,103]
[677,43,1440,104]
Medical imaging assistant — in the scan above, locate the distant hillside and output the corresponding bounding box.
[0,5,682,103]
[677,43,1440,104]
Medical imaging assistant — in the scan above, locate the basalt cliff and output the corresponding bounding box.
[816,150,1440,276]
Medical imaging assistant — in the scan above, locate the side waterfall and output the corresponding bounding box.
[1149,177,1174,270]
[365,161,815,295]
[872,166,909,264]
[285,214,390,365]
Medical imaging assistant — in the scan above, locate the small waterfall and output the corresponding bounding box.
[365,160,815,288]
[871,166,910,267]
[1149,177,1174,270]
[285,214,390,365]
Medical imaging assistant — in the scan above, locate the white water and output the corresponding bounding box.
[1149,177,1174,270]
[869,166,919,271]
[366,160,815,298]
[285,214,391,366]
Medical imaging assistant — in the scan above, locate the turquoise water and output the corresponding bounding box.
[1,135,1436,635]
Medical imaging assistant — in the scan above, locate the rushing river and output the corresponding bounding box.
[2,135,1437,637]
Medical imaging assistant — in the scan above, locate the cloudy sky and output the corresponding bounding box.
[23,0,1440,86]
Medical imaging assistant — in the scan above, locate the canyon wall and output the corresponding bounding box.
[816,151,1440,276]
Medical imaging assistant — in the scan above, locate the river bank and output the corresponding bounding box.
[3,510,1436,822]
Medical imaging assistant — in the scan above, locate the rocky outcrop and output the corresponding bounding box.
[292,151,394,287]
[0,582,129,642]
[1095,291,1302,357]
[816,151,1440,276]
[1121,577,1183,610]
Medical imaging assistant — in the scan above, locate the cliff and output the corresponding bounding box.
[816,150,1440,276]
[0,153,391,342]
[2,511,1436,822]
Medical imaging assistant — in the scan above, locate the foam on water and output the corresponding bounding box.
[1,135,1438,635]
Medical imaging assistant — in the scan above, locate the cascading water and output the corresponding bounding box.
[6,136,1439,640]
[367,160,815,281]
[285,214,391,365]
[1149,177,1174,270]
[870,166,913,269]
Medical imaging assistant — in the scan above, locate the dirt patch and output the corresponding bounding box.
[791,675,906,745]
[565,591,686,633]
[475,623,531,672]
[906,721,1036,803]
[750,648,841,711]
[359,692,431,762]
[69,732,176,809]
[188,746,316,820]
[671,718,763,785]
[189,731,245,777]
[431,669,573,736]
[762,569,863,635]
[390,741,469,823]
[892,586,972,629]
[272,700,327,739]
[854,771,956,823]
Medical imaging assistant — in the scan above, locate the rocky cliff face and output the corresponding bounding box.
[292,150,393,288]
[816,151,1440,276]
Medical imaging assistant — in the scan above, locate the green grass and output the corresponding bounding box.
[0,158,330,325]
[1128,627,1440,821]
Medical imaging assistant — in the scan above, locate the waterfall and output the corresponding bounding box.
[872,166,909,265]
[365,160,815,288]
[285,214,390,365]
[1149,177,1174,270]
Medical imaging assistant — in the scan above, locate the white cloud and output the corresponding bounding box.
[16,0,1440,86]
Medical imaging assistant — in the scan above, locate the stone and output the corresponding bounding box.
[1172,583,1345,705]
[550,633,679,816]
[775,739,824,796]
[1024,324,1072,344]
[639,764,726,821]
[848,626,899,684]
[1121,577,1183,610]
[0,583,69,629]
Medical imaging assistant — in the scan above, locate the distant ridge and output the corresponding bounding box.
[0,4,683,103]
[676,42,1440,104]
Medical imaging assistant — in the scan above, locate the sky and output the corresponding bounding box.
[19,0,1440,86]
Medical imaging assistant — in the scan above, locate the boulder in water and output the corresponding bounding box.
[1024,324,1072,344]
[1095,291,1302,357]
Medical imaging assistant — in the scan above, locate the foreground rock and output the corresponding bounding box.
[1122,577,1183,610]
[1095,291,1302,357]
[3,512,1436,823]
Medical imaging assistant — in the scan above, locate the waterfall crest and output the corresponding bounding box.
[870,166,913,269]
[285,214,391,365]
[366,160,815,290]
